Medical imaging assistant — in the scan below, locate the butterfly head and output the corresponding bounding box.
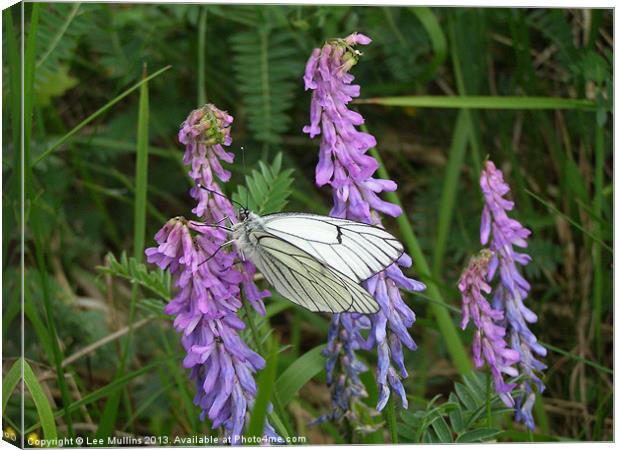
[238,206,250,222]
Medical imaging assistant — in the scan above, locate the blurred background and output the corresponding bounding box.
[3,3,613,445]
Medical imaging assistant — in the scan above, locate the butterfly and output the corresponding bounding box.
[198,185,404,314]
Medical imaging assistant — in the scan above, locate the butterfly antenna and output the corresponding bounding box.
[191,217,232,232]
[196,183,245,209]
[241,146,249,208]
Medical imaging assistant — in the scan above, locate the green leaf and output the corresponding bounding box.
[34,64,78,106]
[397,427,418,442]
[456,427,502,443]
[23,360,58,440]
[264,300,293,320]
[430,415,452,443]
[35,3,86,83]
[356,95,596,110]
[2,359,21,415]
[432,111,469,274]
[247,339,279,441]
[136,298,168,317]
[230,21,301,147]
[410,7,447,82]
[24,357,179,435]
[462,371,486,401]
[24,289,54,358]
[564,157,589,204]
[447,393,464,433]
[454,382,477,411]
[275,345,325,406]
[133,67,150,261]
[97,252,171,301]
[400,409,421,427]
[232,153,294,215]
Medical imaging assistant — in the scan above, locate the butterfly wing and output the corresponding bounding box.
[248,231,380,314]
[260,213,404,283]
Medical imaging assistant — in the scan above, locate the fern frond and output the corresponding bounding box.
[35,3,90,89]
[97,252,171,301]
[230,23,302,147]
[232,153,295,215]
[398,371,511,443]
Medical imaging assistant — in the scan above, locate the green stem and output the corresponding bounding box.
[592,120,604,358]
[96,67,150,438]
[485,371,492,427]
[354,96,596,110]
[432,111,469,275]
[24,2,75,438]
[533,395,550,435]
[386,396,398,443]
[368,145,472,375]
[448,14,482,175]
[197,6,208,105]
[242,302,293,438]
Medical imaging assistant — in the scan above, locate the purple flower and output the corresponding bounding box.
[480,160,547,429]
[459,249,520,407]
[303,33,425,421]
[146,105,277,441]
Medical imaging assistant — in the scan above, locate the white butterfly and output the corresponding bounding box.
[229,207,404,314]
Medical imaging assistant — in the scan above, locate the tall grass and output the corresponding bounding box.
[96,64,151,439]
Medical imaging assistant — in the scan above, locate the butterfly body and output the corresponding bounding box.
[230,210,404,314]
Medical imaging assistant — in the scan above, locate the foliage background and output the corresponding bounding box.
[2,2,613,445]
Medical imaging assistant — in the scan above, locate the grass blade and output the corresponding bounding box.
[367,139,472,375]
[197,6,207,104]
[409,7,447,82]
[4,7,21,179]
[525,189,612,253]
[24,357,179,435]
[2,359,21,415]
[3,7,21,267]
[247,339,278,442]
[24,2,76,438]
[592,116,605,356]
[96,65,151,439]
[32,65,170,166]
[355,96,596,110]
[275,345,325,407]
[542,343,612,375]
[456,427,502,443]
[386,396,399,443]
[133,65,150,261]
[23,360,58,440]
[432,111,468,274]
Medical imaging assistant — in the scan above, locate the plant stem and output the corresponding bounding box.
[386,396,398,443]
[368,144,472,375]
[242,301,293,438]
[486,371,492,427]
[592,119,604,358]
[197,6,208,105]
[432,111,469,275]
[96,66,150,438]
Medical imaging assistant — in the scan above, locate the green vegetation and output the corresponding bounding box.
[3,4,612,444]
